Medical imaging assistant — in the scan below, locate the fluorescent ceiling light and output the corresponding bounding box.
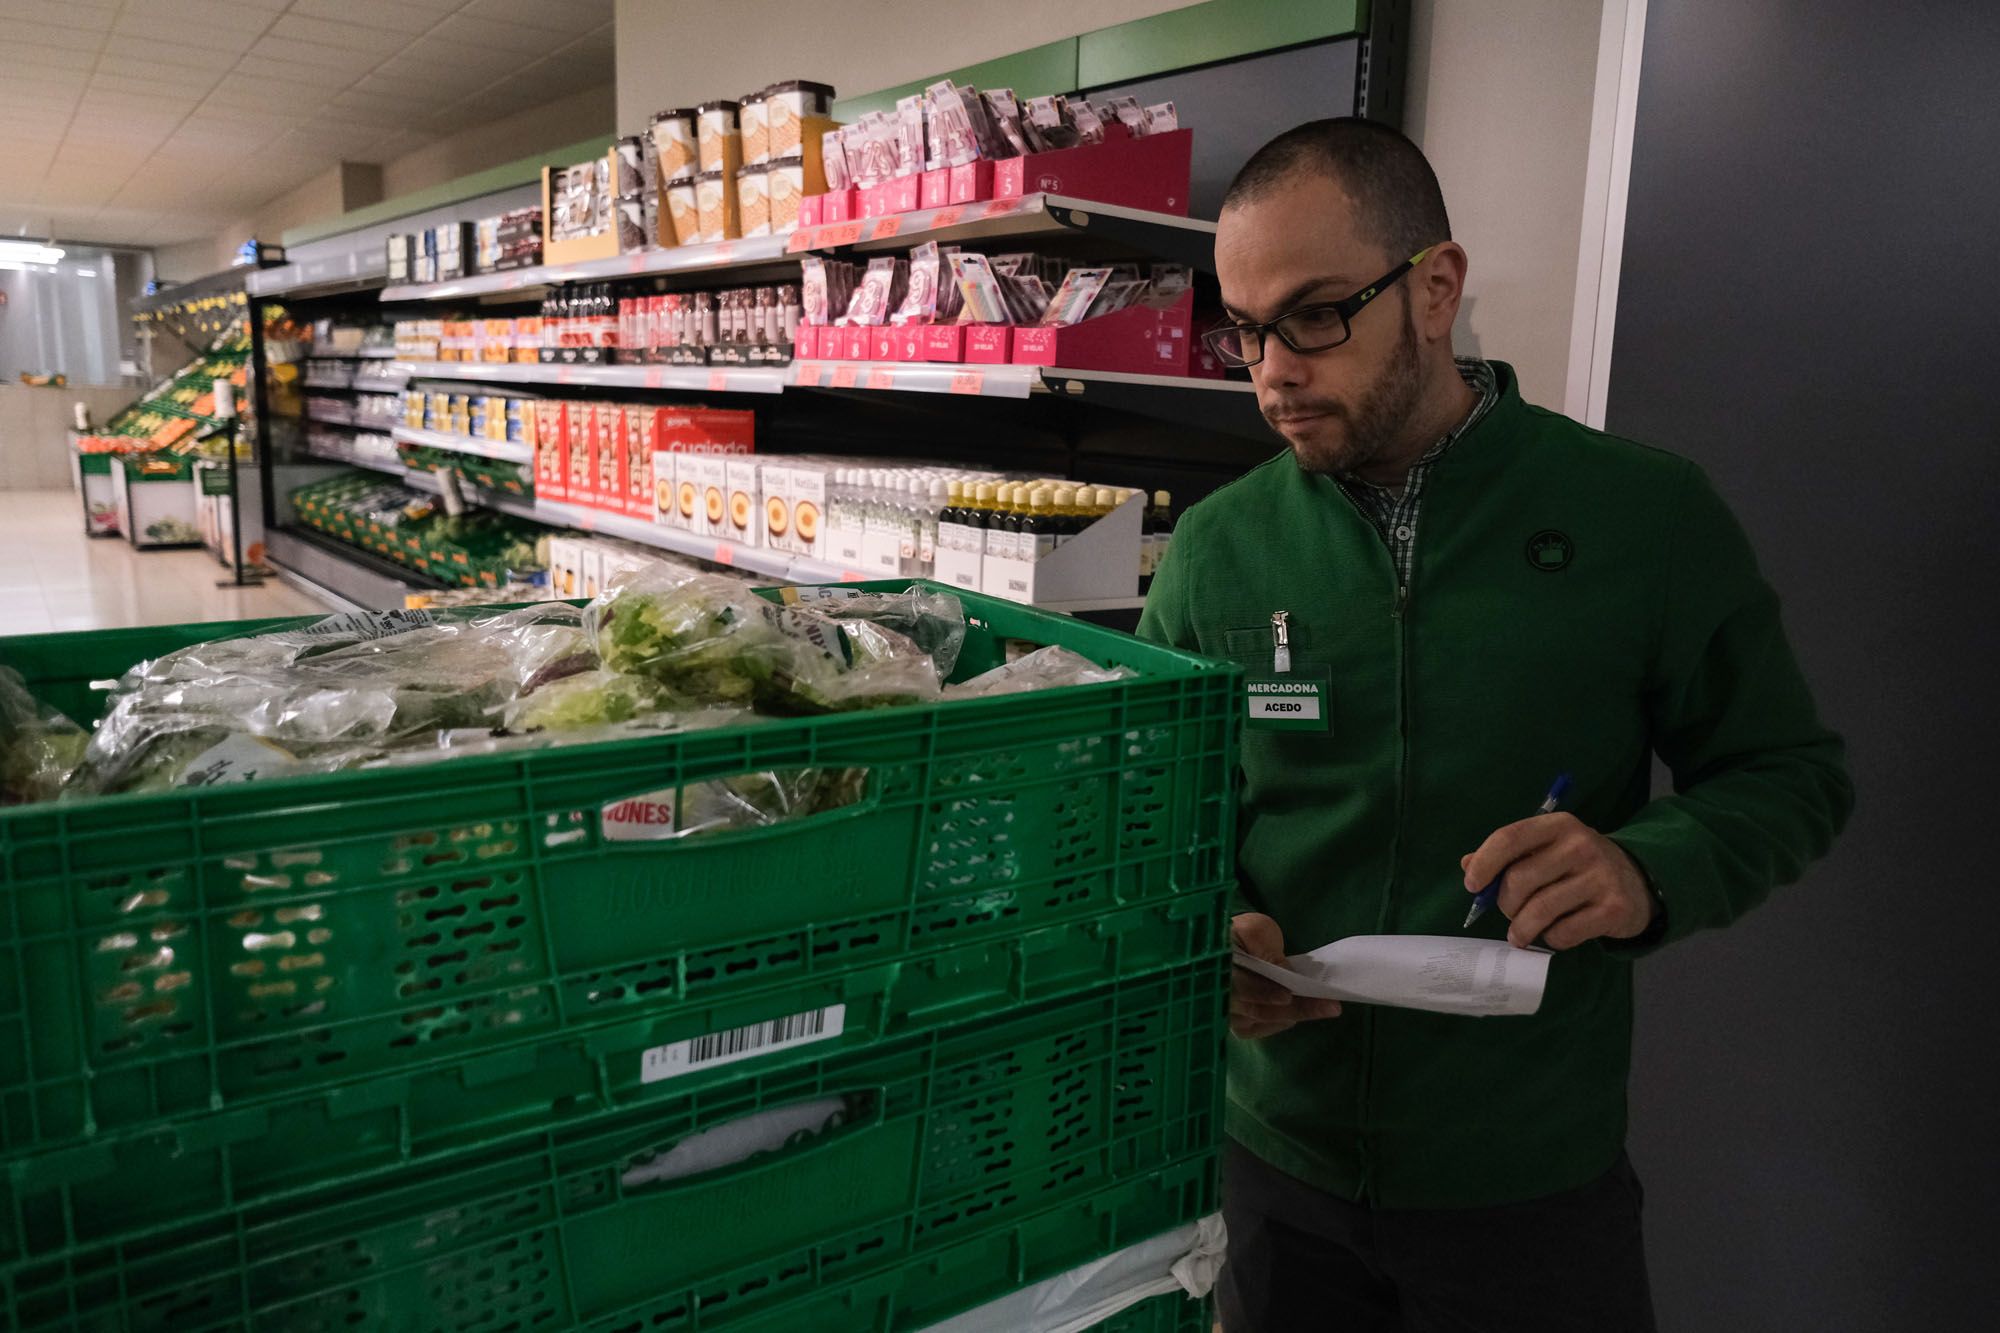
[72,268,98,276]
[0,241,64,264]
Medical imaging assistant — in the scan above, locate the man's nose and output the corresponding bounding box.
[1256,335,1311,391]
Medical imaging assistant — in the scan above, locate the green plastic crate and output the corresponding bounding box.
[1096,1291,1212,1333]
[0,586,1238,1264]
[7,963,1225,1332]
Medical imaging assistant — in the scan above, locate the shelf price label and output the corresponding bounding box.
[930,207,964,230]
[864,367,896,390]
[625,253,649,273]
[821,222,863,248]
[949,371,984,395]
[711,542,735,565]
[556,366,576,385]
[643,366,666,388]
[981,199,1022,219]
[794,362,823,386]
[786,229,818,253]
[873,216,902,239]
[831,364,859,389]
[708,370,729,392]
[714,243,735,262]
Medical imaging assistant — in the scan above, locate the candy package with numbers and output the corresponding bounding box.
[892,241,944,324]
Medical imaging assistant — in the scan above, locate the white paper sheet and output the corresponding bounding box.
[1234,934,1550,1017]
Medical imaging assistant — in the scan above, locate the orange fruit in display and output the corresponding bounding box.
[705,486,725,524]
[679,481,697,517]
[730,490,751,530]
[766,495,790,536]
[794,500,821,542]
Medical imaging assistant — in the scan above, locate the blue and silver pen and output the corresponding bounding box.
[1463,774,1574,929]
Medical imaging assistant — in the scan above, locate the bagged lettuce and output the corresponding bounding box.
[586,567,952,713]
[946,645,1135,699]
[0,666,88,805]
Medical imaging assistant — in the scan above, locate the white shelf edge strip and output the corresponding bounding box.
[394,360,787,394]
[388,425,532,463]
[379,233,793,303]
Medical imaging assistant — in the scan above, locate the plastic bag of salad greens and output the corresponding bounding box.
[586,567,948,714]
[0,666,89,805]
[946,645,1136,700]
[505,669,685,731]
[673,766,869,838]
[776,584,967,678]
[69,604,598,794]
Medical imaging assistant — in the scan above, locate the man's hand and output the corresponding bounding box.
[1462,814,1657,950]
[1232,912,1343,1039]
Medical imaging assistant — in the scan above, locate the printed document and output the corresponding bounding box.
[1233,935,1550,1017]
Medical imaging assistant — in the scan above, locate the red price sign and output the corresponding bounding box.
[786,229,818,253]
[981,199,1021,219]
[831,364,859,389]
[796,362,823,385]
[643,366,666,388]
[865,368,896,390]
[556,366,576,384]
[949,371,984,395]
[842,570,869,583]
[714,242,735,262]
[822,222,863,247]
[625,253,648,273]
[930,207,964,229]
[873,215,902,239]
[712,542,735,565]
[708,370,729,391]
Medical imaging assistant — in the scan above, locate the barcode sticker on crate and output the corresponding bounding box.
[641,1004,847,1083]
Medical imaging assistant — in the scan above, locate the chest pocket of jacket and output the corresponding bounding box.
[1221,624,1333,735]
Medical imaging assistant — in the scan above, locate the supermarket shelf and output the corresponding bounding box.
[792,360,1257,403]
[302,439,403,475]
[390,424,532,464]
[266,527,432,608]
[130,263,265,315]
[786,193,1220,273]
[302,378,357,391]
[305,409,359,427]
[247,252,388,299]
[393,359,789,394]
[306,347,400,360]
[535,500,865,584]
[378,233,796,303]
[400,466,542,523]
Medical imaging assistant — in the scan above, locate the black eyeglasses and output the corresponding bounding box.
[1202,248,1432,368]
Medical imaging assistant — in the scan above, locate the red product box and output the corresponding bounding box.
[821,188,857,223]
[964,325,1011,364]
[658,406,757,454]
[920,169,950,209]
[922,324,965,361]
[858,183,887,219]
[1008,290,1195,376]
[532,400,567,503]
[593,403,626,510]
[948,161,994,205]
[837,326,867,360]
[623,406,661,520]
[883,173,921,214]
[994,128,1193,215]
[566,401,597,505]
[799,193,823,227]
[891,323,926,361]
[869,326,898,361]
[796,324,821,357]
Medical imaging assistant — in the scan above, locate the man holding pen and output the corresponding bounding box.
[1137,120,1850,1330]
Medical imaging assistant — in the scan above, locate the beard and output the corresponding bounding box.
[1263,303,1424,477]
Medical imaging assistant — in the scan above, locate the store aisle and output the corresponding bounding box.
[0,489,326,636]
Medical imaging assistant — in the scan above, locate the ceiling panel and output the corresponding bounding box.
[1,0,617,250]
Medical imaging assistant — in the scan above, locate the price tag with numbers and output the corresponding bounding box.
[711,543,735,565]
[831,364,859,389]
[874,216,902,239]
[643,367,666,388]
[865,368,896,390]
[708,370,729,392]
[931,207,964,229]
[949,371,984,395]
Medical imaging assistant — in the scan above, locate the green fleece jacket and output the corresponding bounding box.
[1137,362,1851,1208]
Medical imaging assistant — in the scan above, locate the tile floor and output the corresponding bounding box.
[0,488,327,637]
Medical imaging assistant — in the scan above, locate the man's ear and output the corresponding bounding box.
[1416,242,1469,343]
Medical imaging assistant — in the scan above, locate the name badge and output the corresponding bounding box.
[1244,669,1331,732]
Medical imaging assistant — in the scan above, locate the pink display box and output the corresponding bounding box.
[920,169,950,209]
[922,324,965,361]
[964,325,1011,364]
[885,173,921,214]
[869,327,898,361]
[1009,291,1195,376]
[891,324,926,361]
[799,194,824,227]
[796,325,820,357]
[821,188,857,224]
[844,326,872,360]
[948,160,995,205]
[993,129,1194,215]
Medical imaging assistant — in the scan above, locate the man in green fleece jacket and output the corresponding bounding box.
[1137,119,1851,1331]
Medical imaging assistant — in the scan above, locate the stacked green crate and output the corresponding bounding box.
[0,587,1238,1330]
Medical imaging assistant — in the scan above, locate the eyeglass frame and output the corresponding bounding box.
[1201,247,1435,368]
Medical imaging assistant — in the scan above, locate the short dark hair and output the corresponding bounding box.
[1222,118,1451,262]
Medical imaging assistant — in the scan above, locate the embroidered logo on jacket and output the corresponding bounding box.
[1525,530,1573,572]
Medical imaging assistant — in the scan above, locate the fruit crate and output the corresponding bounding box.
[6,963,1225,1332]
[0,584,1238,1265]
